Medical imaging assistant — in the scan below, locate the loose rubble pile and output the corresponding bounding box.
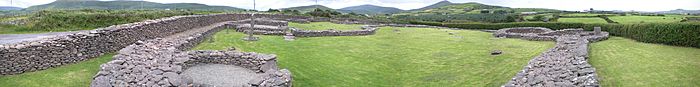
[495,27,608,87]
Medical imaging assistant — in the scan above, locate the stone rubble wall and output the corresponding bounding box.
[186,50,292,87]
[91,19,292,87]
[496,27,609,87]
[233,18,289,27]
[291,25,379,37]
[90,21,232,87]
[0,13,304,76]
[233,18,290,35]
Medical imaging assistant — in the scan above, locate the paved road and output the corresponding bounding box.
[0,31,83,45]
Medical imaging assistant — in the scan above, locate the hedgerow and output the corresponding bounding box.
[25,9,194,31]
[411,21,700,48]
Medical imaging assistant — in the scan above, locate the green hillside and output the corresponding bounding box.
[281,5,335,13]
[338,5,404,15]
[409,1,456,11]
[400,2,559,15]
[25,0,244,11]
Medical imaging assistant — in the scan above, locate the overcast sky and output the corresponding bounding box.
[1,0,699,12]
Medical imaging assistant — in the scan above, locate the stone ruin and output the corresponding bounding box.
[494,27,609,87]
[290,25,380,37]
[233,18,290,36]
[0,14,246,75]
[0,11,614,87]
[90,16,292,87]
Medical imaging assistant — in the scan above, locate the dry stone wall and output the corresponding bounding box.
[186,50,292,87]
[495,27,608,87]
[291,25,379,37]
[0,13,302,76]
[90,19,291,87]
[233,18,290,35]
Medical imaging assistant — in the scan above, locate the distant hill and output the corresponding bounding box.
[409,1,456,11]
[398,2,560,15]
[657,9,700,14]
[338,5,404,15]
[26,0,244,11]
[0,6,23,11]
[281,5,335,13]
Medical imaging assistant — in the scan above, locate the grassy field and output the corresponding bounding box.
[192,23,554,86]
[0,53,115,87]
[558,18,609,24]
[289,22,364,30]
[590,37,700,87]
[609,16,683,24]
[561,13,616,16]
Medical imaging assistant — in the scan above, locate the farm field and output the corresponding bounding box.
[558,18,609,24]
[561,13,616,16]
[192,23,555,86]
[608,16,683,24]
[288,22,363,30]
[590,37,700,87]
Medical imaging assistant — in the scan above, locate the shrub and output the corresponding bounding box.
[26,9,193,31]
[442,22,586,30]
[410,21,700,48]
[396,14,518,23]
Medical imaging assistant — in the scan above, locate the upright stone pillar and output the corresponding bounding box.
[243,13,260,41]
[594,27,601,35]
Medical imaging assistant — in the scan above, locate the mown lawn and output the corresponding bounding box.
[590,37,700,87]
[192,23,554,86]
[558,18,609,24]
[608,16,684,24]
[0,53,115,87]
[288,22,364,30]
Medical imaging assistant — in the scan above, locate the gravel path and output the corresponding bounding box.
[181,64,266,87]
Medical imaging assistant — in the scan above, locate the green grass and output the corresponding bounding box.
[558,18,609,24]
[0,9,194,34]
[289,22,364,30]
[609,16,683,24]
[590,37,700,87]
[561,13,614,16]
[0,53,115,87]
[193,23,554,86]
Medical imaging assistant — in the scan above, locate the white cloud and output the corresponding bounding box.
[0,0,698,12]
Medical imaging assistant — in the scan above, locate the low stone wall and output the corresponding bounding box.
[232,18,290,35]
[90,20,292,87]
[0,13,304,76]
[233,18,288,27]
[186,50,292,87]
[291,25,379,37]
[496,27,608,87]
[90,21,230,87]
